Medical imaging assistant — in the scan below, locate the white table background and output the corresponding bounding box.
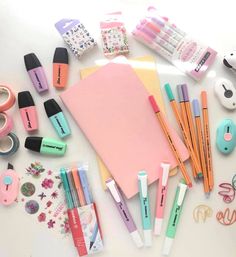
[0,0,236,257]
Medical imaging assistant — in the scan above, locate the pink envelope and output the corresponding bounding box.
[61,60,189,198]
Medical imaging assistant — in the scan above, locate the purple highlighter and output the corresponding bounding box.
[24,53,49,93]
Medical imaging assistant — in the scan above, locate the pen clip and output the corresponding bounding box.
[161,163,170,187]
[138,171,147,198]
[106,179,121,203]
[177,182,188,206]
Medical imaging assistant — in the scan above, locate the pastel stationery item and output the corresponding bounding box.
[24,136,66,156]
[72,167,86,206]
[100,11,129,56]
[201,91,214,190]
[60,166,103,256]
[80,56,177,190]
[154,162,170,236]
[162,179,188,256]
[181,84,202,178]
[55,19,97,59]
[133,7,217,81]
[164,83,202,179]
[18,91,38,132]
[61,58,189,198]
[106,178,143,248]
[0,85,15,112]
[0,112,13,137]
[192,99,210,195]
[78,167,93,204]
[53,47,69,89]
[138,171,152,246]
[44,99,71,138]
[149,96,192,188]
[0,133,20,156]
[24,53,49,93]
[0,163,19,206]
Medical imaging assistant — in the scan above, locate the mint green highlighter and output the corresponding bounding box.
[162,179,188,255]
[138,171,152,247]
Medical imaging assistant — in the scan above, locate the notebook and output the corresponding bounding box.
[80,56,178,190]
[61,57,189,199]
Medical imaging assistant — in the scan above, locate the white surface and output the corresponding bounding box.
[0,1,236,257]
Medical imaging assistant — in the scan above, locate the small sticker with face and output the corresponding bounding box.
[25,200,39,214]
[21,182,36,197]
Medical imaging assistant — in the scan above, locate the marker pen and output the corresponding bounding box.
[18,91,38,132]
[138,171,152,246]
[162,179,188,256]
[53,47,69,89]
[24,136,66,156]
[154,162,170,236]
[24,53,49,93]
[44,99,71,138]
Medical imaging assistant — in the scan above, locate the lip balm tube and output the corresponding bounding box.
[53,47,69,89]
[18,91,38,132]
[24,53,49,93]
[44,99,71,138]
[24,136,66,156]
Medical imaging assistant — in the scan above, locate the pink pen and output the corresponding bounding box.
[132,29,172,61]
[154,162,170,236]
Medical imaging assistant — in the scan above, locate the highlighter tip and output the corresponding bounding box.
[149,95,160,113]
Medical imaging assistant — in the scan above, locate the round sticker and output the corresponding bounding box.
[21,182,36,197]
[25,200,39,214]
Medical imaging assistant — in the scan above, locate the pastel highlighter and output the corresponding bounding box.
[53,47,69,89]
[24,53,49,93]
[18,91,38,132]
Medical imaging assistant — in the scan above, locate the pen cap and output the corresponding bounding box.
[164,83,175,101]
[44,99,62,117]
[177,85,184,102]
[192,99,200,117]
[181,84,189,101]
[24,53,42,71]
[24,136,42,152]
[18,91,35,108]
[53,47,69,64]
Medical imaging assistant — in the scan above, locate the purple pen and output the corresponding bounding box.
[106,178,143,248]
[24,53,49,93]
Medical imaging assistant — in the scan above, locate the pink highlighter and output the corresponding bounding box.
[18,91,38,132]
[154,162,170,236]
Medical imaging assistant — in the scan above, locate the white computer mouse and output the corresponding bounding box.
[214,78,236,110]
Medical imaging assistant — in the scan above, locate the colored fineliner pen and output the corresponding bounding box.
[192,99,210,196]
[106,178,143,248]
[181,84,202,178]
[149,95,192,188]
[78,168,93,204]
[60,168,74,209]
[67,171,80,207]
[201,91,214,190]
[72,167,86,206]
[138,171,152,246]
[154,162,170,236]
[162,179,188,256]
[164,83,202,178]
[89,223,98,249]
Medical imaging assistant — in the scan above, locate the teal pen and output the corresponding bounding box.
[162,179,188,256]
[60,168,74,209]
[138,171,152,247]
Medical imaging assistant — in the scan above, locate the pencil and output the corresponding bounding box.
[164,84,202,178]
[192,99,210,196]
[177,85,197,179]
[201,91,214,190]
[149,95,192,188]
[181,84,202,178]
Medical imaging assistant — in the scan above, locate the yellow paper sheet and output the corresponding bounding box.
[80,56,177,189]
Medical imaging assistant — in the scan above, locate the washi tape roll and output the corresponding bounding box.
[0,112,13,138]
[0,132,20,156]
[0,85,16,112]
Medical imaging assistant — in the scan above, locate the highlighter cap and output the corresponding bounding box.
[53,47,68,64]
[44,99,62,117]
[24,53,42,71]
[18,91,35,108]
[25,136,42,152]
